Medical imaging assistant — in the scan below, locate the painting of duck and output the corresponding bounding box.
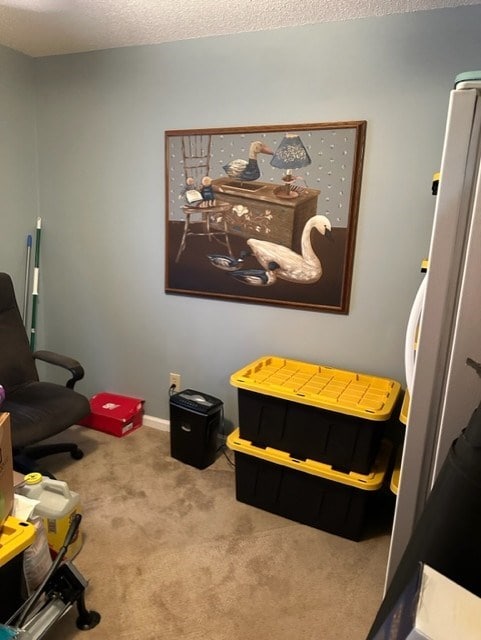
[233,215,332,286]
[230,261,279,286]
[223,141,273,182]
[206,251,249,271]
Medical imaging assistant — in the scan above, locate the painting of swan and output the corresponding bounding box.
[231,214,332,286]
[165,123,366,311]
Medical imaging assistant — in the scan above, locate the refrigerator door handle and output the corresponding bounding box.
[405,276,427,395]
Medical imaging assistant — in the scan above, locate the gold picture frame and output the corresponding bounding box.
[165,121,366,313]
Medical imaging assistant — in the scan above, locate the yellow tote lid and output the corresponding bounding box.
[399,391,410,425]
[0,516,36,567]
[390,447,402,495]
[230,356,401,421]
[227,428,391,491]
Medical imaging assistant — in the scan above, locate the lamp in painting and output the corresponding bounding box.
[270,133,311,198]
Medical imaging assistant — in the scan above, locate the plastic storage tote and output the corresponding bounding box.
[227,429,391,541]
[230,356,401,474]
[0,516,36,623]
[390,447,402,495]
[399,391,410,425]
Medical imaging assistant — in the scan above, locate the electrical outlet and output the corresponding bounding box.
[169,372,181,391]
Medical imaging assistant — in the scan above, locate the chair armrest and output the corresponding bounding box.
[33,350,85,389]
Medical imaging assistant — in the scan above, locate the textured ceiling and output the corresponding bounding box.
[0,0,479,58]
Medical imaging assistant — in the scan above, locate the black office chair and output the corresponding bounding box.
[0,273,90,475]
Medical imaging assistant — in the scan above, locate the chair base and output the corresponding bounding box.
[14,443,84,479]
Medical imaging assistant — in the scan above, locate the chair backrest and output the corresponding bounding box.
[0,273,39,393]
[182,134,212,186]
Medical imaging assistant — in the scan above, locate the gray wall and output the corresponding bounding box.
[0,46,38,293]
[2,6,481,424]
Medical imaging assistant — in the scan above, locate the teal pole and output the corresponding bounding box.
[29,217,42,351]
[22,234,32,324]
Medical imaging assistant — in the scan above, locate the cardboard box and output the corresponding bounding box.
[372,564,481,639]
[0,413,14,529]
[79,393,144,437]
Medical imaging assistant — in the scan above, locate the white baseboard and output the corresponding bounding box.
[142,415,170,432]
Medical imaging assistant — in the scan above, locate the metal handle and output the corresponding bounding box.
[405,277,427,395]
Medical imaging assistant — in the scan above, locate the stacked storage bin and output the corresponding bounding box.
[390,391,410,496]
[228,356,402,541]
[0,516,36,623]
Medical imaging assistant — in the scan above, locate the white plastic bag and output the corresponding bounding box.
[23,516,53,594]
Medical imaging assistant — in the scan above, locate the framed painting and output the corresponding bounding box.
[165,121,366,313]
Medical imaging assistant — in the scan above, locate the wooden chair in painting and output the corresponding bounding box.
[175,134,233,262]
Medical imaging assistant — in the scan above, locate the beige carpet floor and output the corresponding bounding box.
[36,424,393,640]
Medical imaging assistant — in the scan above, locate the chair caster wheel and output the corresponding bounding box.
[76,609,101,630]
[71,448,84,460]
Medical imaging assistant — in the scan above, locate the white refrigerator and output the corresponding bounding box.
[385,71,481,587]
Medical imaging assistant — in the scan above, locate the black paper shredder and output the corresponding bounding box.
[169,389,223,469]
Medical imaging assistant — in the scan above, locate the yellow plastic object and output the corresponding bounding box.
[227,428,391,490]
[0,516,36,567]
[24,472,42,485]
[230,356,401,421]
[399,391,410,425]
[390,447,402,495]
